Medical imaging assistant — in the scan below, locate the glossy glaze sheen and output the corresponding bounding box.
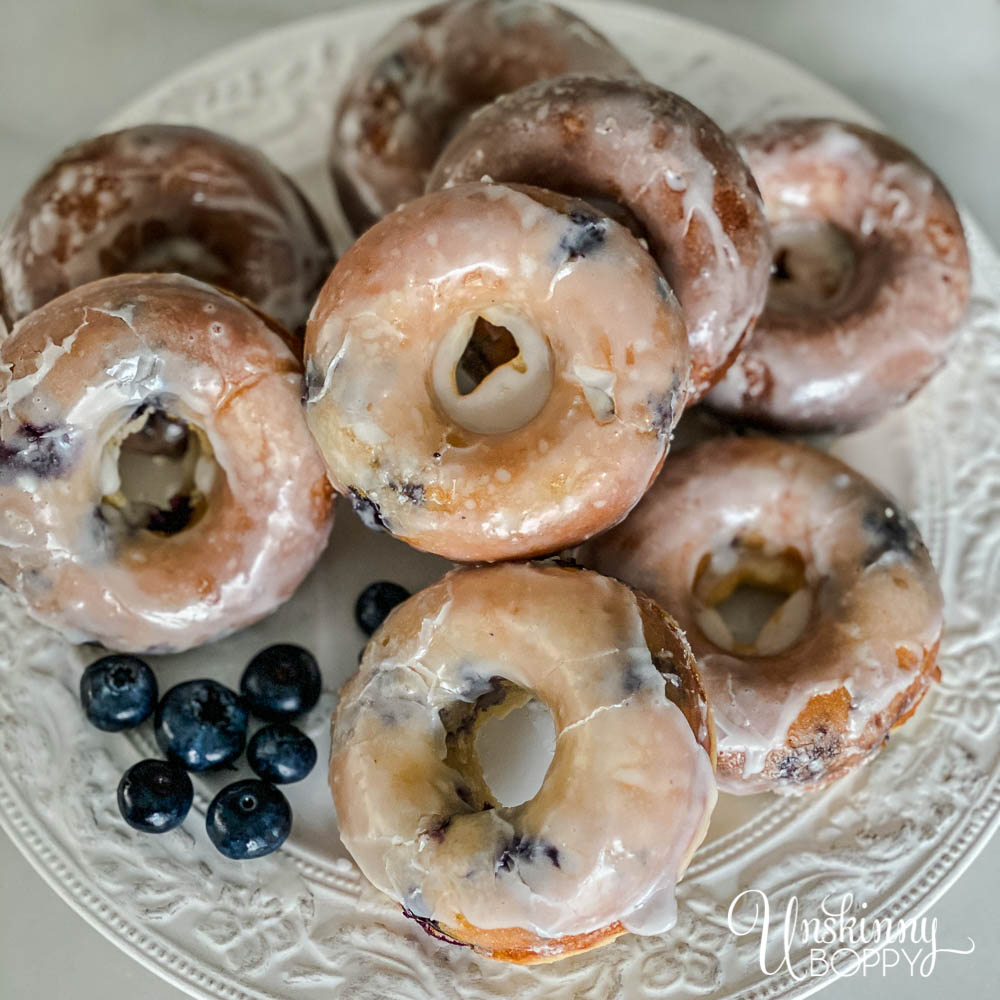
[708,118,971,430]
[305,182,689,562]
[330,0,635,231]
[0,3,997,997]
[0,273,333,652]
[585,436,943,794]
[0,124,334,334]
[428,74,771,400]
[331,563,716,961]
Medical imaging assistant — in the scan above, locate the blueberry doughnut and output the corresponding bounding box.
[304,182,690,562]
[428,75,772,401]
[330,0,635,232]
[584,437,943,795]
[0,273,334,653]
[0,124,334,334]
[331,562,716,963]
[708,118,971,431]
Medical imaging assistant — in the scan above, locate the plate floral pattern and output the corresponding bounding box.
[1,3,998,998]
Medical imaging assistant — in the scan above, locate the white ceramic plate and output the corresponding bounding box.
[1,2,998,999]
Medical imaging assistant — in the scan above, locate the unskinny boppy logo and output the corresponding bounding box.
[727,888,975,980]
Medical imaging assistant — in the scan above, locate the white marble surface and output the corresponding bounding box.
[0,1,997,997]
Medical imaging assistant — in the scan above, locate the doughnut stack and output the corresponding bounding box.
[0,0,969,968]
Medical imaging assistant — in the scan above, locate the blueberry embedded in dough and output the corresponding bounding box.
[439,675,512,738]
[0,423,78,481]
[649,394,675,439]
[495,834,561,873]
[862,504,923,567]
[425,815,452,844]
[348,486,389,532]
[648,373,685,439]
[774,726,843,785]
[557,210,608,262]
[622,663,645,695]
[390,480,425,504]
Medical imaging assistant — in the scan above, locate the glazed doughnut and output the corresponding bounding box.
[708,118,971,431]
[330,562,716,963]
[304,181,690,562]
[330,0,635,232]
[585,436,943,795]
[0,273,334,653]
[0,124,334,334]
[428,74,772,401]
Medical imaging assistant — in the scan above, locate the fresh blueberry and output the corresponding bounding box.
[206,779,292,860]
[240,644,321,722]
[355,581,410,635]
[247,723,317,784]
[117,759,193,833]
[154,679,248,771]
[80,654,158,732]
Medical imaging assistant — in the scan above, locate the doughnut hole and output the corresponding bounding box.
[439,679,556,809]
[99,218,229,287]
[431,307,553,435]
[99,406,218,537]
[766,219,858,315]
[693,542,813,657]
[455,317,519,396]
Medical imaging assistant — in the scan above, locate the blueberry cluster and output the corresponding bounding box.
[80,644,321,860]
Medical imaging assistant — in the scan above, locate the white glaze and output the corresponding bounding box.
[330,0,635,232]
[0,273,334,653]
[708,118,971,431]
[430,306,553,434]
[304,183,690,562]
[428,74,772,400]
[0,125,333,333]
[330,563,716,946]
[585,436,943,795]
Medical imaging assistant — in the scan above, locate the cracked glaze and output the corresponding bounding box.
[0,273,333,652]
[708,118,971,431]
[585,436,943,795]
[304,182,689,562]
[330,562,716,961]
[428,74,771,401]
[0,124,334,334]
[330,0,635,232]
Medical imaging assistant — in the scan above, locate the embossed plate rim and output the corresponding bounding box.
[1,3,998,1000]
